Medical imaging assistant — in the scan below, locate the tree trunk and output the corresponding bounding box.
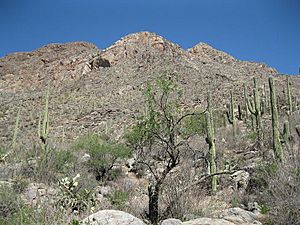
[148,184,160,225]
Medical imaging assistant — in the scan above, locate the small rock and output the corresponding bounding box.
[96,185,112,197]
[230,170,250,191]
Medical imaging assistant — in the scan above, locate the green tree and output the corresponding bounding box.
[125,74,199,225]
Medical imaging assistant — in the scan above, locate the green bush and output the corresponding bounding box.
[108,190,129,208]
[0,185,22,219]
[74,134,132,181]
[53,149,75,173]
[20,147,76,184]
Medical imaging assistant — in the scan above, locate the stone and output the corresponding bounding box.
[182,217,235,225]
[160,218,182,225]
[81,210,146,225]
[96,185,112,197]
[21,183,57,206]
[220,207,262,225]
[230,170,250,191]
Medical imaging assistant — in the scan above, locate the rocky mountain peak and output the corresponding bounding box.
[101,31,186,65]
[188,42,237,64]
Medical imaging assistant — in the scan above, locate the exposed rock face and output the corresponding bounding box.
[101,31,187,66]
[0,42,100,93]
[81,209,146,225]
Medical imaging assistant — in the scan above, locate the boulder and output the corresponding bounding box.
[81,210,146,225]
[220,207,262,225]
[160,218,182,225]
[182,217,235,225]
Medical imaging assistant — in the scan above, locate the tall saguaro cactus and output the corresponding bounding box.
[206,94,217,192]
[247,77,263,147]
[226,90,237,137]
[38,89,50,146]
[286,76,293,114]
[243,83,249,122]
[12,108,21,149]
[282,121,291,152]
[269,77,283,161]
[205,109,217,192]
[207,92,215,135]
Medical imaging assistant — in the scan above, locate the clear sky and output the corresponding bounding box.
[1,0,299,74]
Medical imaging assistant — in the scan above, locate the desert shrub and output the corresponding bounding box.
[21,147,76,184]
[0,146,9,163]
[53,149,75,173]
[108,190,129,209]
[254,154,300,225]
[74,134,132,181]
[12,176,29,193]
[0,203,73,225]
[160,164,207,220]
[0,185,22,220]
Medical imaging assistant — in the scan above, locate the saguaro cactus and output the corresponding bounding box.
[247,77,263,147]
[12,108,21,149]
[207,92,215,135]
[269,77,283,161]
[226,90,237,137]
[282,121,291,152]
[286,76,293,114]
[205,109,217,192]
[38,89,50,146]
[243,83,249,122]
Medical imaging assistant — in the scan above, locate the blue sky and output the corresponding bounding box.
[0,0,299,74]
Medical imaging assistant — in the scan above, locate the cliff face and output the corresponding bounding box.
[0,31,299,146]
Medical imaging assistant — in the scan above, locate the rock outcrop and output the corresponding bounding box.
[0,42,101,93]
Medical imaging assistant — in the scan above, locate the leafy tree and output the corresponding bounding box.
[125,74,200,224]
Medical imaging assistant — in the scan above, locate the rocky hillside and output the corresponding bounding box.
[0,31,299,146]
[1,32,300,225]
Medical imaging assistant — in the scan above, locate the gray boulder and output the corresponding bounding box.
[81,210,146,225]
[182,217,235,225]
[160,218,182,225]
[220,207,262,225]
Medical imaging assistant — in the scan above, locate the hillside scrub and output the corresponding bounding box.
[74,134,132,181]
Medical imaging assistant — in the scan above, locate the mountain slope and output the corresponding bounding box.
[0,31,299,147]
